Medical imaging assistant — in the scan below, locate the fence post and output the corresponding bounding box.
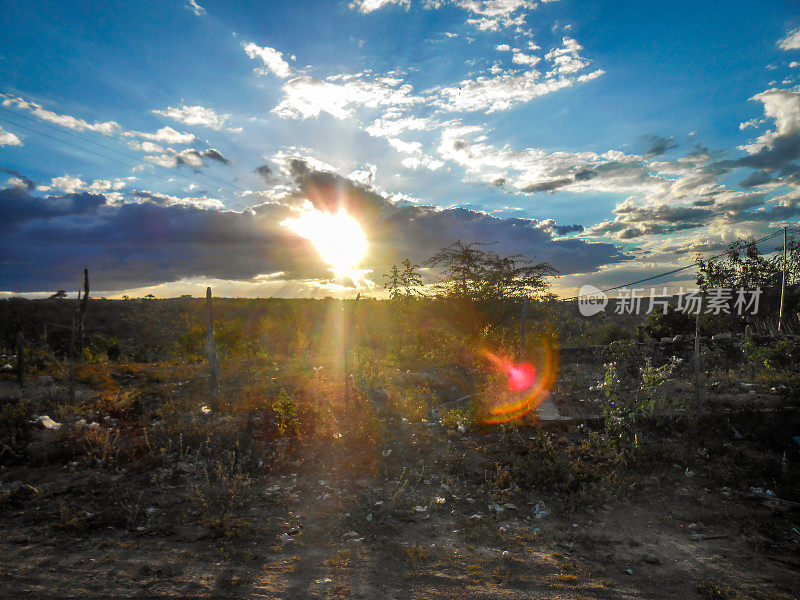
[78,268,89,351]
[15,329,25,387]
[69,290,80,403]
[205,287,220,406]
[694,291,703,404]
[343,293,360,408]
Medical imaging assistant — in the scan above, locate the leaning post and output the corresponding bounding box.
[15,329,25,387]
[205,287,220,406]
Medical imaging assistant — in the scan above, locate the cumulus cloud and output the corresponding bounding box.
[0,165,627,292]
[273,75,420,120]
[0,126,22,146]
[243,42,293,78]
[1,168,34,189]
[778,28,800,51]
[349,0,409,13]
[152,105,230,129]
[433,37,601,113]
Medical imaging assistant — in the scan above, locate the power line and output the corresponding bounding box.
[0,107,249,195]
[560,228,796,302]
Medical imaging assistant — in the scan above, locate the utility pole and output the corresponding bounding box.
[779,226,787,332]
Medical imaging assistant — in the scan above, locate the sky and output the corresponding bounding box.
[1,0,800,298]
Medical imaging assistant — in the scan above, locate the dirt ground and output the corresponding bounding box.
[1,382,799,600]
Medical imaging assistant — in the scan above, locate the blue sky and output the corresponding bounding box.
[1,0,799,297]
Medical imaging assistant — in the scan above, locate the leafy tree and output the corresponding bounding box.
[425,241,557,329]
[426,241,556,304]
[383,258,422,301]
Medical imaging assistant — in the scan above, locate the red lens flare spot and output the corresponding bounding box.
[507,363,536,392]
[479,341,559,424]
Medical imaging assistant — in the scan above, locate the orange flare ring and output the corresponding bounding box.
[480,339,560,424]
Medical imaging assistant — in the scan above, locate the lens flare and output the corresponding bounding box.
[480,339,559,424]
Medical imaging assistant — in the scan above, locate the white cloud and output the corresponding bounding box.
[349,0,409,13]
[185,0,206,16]
[1,94,120,135]
[153,105,230,129]
[133,126,196,145]
[778,28,800,51]
[243,42,293,78]
[273,75,420,120]
[739,88,800,153]
[0,127,22,146]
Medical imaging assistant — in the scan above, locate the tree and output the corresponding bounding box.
[427,241,556,305]
[425,241,557,328]
[383,258,422,301]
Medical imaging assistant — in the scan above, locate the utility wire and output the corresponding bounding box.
[0,107,248,195]
[560,228,794,302]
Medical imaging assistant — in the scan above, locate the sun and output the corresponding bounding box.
[282,204,368,277]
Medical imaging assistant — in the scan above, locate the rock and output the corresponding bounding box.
[672,335,685,342]
[34,375,53,386]
[642,554,660,564]
[176,462,195,474]
[175,525,212,542]
[712,332,733,340]
[32,415,61,430]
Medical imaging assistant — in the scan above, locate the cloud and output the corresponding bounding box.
[274,75,420,120]
[1,94,120,135]
[348,0,409,13]
[0,168,34,189]
[254,164,273,182]
[0,127,22,146]
[185,0,206,16]
[145,147,231,168]
[433,37,602,113]
[132,126,196,145]
[152,105,230,129]
[642,134,677,157]
[778,27,800,51]
[0,167,628,292]
[243,42,293,78]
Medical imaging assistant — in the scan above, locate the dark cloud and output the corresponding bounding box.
[254,164,273,182]
[0,166,632,292]
[520,178,572,193]
[643,134,678,157]
[553,224,584,235]
[0,168,35,189]
[574,169,597,181]
[717,133,800,172]
[174,148,232,167]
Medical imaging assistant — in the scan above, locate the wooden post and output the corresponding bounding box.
[69,290,80,403]
[205,287,220,405]
[519,297,528,363]
[15,329,25,387]
[343,293,360,408]
[694,291,703,404]
[78,268,89,350]
[779,226,787,332]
